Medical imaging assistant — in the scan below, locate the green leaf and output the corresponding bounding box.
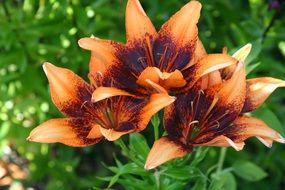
[209,172,236,190]
[151,113,160,128]
[246,62,260,75]
[190,147,209,167]
[233,161,267,181]
[191,177,207,190]
[129,133,150,159]
[161,166,200,181]
[245,40,262,65]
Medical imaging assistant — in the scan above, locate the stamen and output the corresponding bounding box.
[80,101,88,109]
[190,101,194,116]
[80,101,106,127]
[138,57,147,68]
[145,35,155,66]
[202,95,219,122]
[193,90,201,118]
[188,120,199,127]
[186,120,200,143]
[158,44,169,69]
[165,52,179,72]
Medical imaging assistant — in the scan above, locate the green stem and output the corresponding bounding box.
[154,124,159,140]
[154,169,160,190]
[216,147,227,173]
[115,138,129,155]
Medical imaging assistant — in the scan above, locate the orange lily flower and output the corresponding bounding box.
[79,0,237,100]
[145,44,285,169]
[27,63,175,146]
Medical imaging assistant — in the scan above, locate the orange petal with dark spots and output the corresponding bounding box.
[184,38,207,69]
[139,93,176,130]
[92,87,136,102]
[145,136,188,170]
[159,1,201,47]
[230,116,285,144]
[78,37,123,74]
[194,135,245,151]
[242,77,285,112]
[216,62,246,111]
[27,118,102,147]
[43,62,91,117]
[126,0,157,43]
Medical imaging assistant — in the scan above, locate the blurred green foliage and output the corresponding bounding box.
[0,0,285,189]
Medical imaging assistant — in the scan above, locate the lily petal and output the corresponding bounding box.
[145,79,168,93]
[126,0,157,43]
[182,54,237,92]
[43,63,91,117]
[217,62,246,105]
[199,54,237,76]
[78,37,123,75]
[92,87,136,102]
[184,38,207,69]
[232,43,252,62]
[99,126,133,141]
[137,67,186,90]
[136,67,161,87]
[145,136,188,170]
[27,118,102,147]
[228,116,285,144]
[194,135,245,151]
[256,136,273,148]
[139,93,176,130]
[242,77,285,112]
[86,124,103,139]
[160,70,187,89]
[159,1,201,47]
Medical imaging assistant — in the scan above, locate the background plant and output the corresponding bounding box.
[0,0,285,189]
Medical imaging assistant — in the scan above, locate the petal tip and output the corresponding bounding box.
[277,134,285,144]
[144,163,155,170]
[145,137,188,170]
[26,135,32,141]
[127,0,146,16]
[232,43,252,62]
[42,62,54,76]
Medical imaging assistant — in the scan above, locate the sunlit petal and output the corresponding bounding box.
[145,136,188,170]
[232,43,252,62]
[78,37,123,75]
[126,0,157,43]
[92,87,136,102]
[137,67,186,90]
[194,135,245,151]
[27,118,102,147]
[43,63,91,117]
[228,116,285,145]
[139,93,176,130]
[99,126,133,141]
[242,77,285,112]
[158,1,201,47]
